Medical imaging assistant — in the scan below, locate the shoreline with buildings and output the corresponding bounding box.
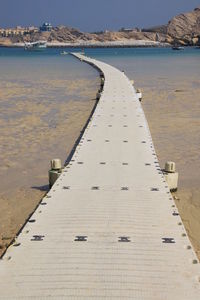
[1,7,200,48]
[0,24,170,48]
[0,41,170,48]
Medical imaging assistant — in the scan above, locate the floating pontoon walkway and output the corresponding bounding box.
[0,53,200,299]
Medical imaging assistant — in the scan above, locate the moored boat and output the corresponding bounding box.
[172,45,184,51]
[24,41,47,51]
[60,51,68,55]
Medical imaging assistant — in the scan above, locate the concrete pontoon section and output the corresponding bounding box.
[0,53,200,299]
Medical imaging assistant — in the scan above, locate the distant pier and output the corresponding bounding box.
[0,53,199,299]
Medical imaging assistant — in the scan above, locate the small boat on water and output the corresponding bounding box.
[172,46,185,51]
[60,51,68,55]
[24,41,47,51]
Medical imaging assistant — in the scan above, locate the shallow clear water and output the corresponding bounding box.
[0,47,98,87]
[0,47,99,193]
[1,46,199,81]
[0,48,99,131]
[85,47,200,80]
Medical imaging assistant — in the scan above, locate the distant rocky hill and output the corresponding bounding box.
[167,7,200,45]
[1,7,200,46]
[4,26,168,46]
[143,7,200,45]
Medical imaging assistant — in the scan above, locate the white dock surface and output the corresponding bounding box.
[0,53,200,299]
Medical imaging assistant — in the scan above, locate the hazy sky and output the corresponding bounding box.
[0,0,200,31]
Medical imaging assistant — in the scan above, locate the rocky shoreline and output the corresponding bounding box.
[0,40,170,48]
[0,7,200,48]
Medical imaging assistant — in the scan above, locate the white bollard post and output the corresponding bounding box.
[165,161,176,173]
[51,159,62,170]
[101,77,105,87]
[136,89,142,102]
[100,71,104,78]
[96,91,101,100]
[164,161,178,192]
[49,159,62,188]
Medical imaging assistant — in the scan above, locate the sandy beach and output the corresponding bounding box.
[0,74,99,256]
[141,75,200,259]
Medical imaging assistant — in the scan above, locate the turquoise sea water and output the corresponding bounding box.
[1,46,199,93]
[0,47,98,87]
[86,47,200,80]
[0,46,199,128]
[0,46,200,74]
[0,47,199,90]
[1,46,199,91]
